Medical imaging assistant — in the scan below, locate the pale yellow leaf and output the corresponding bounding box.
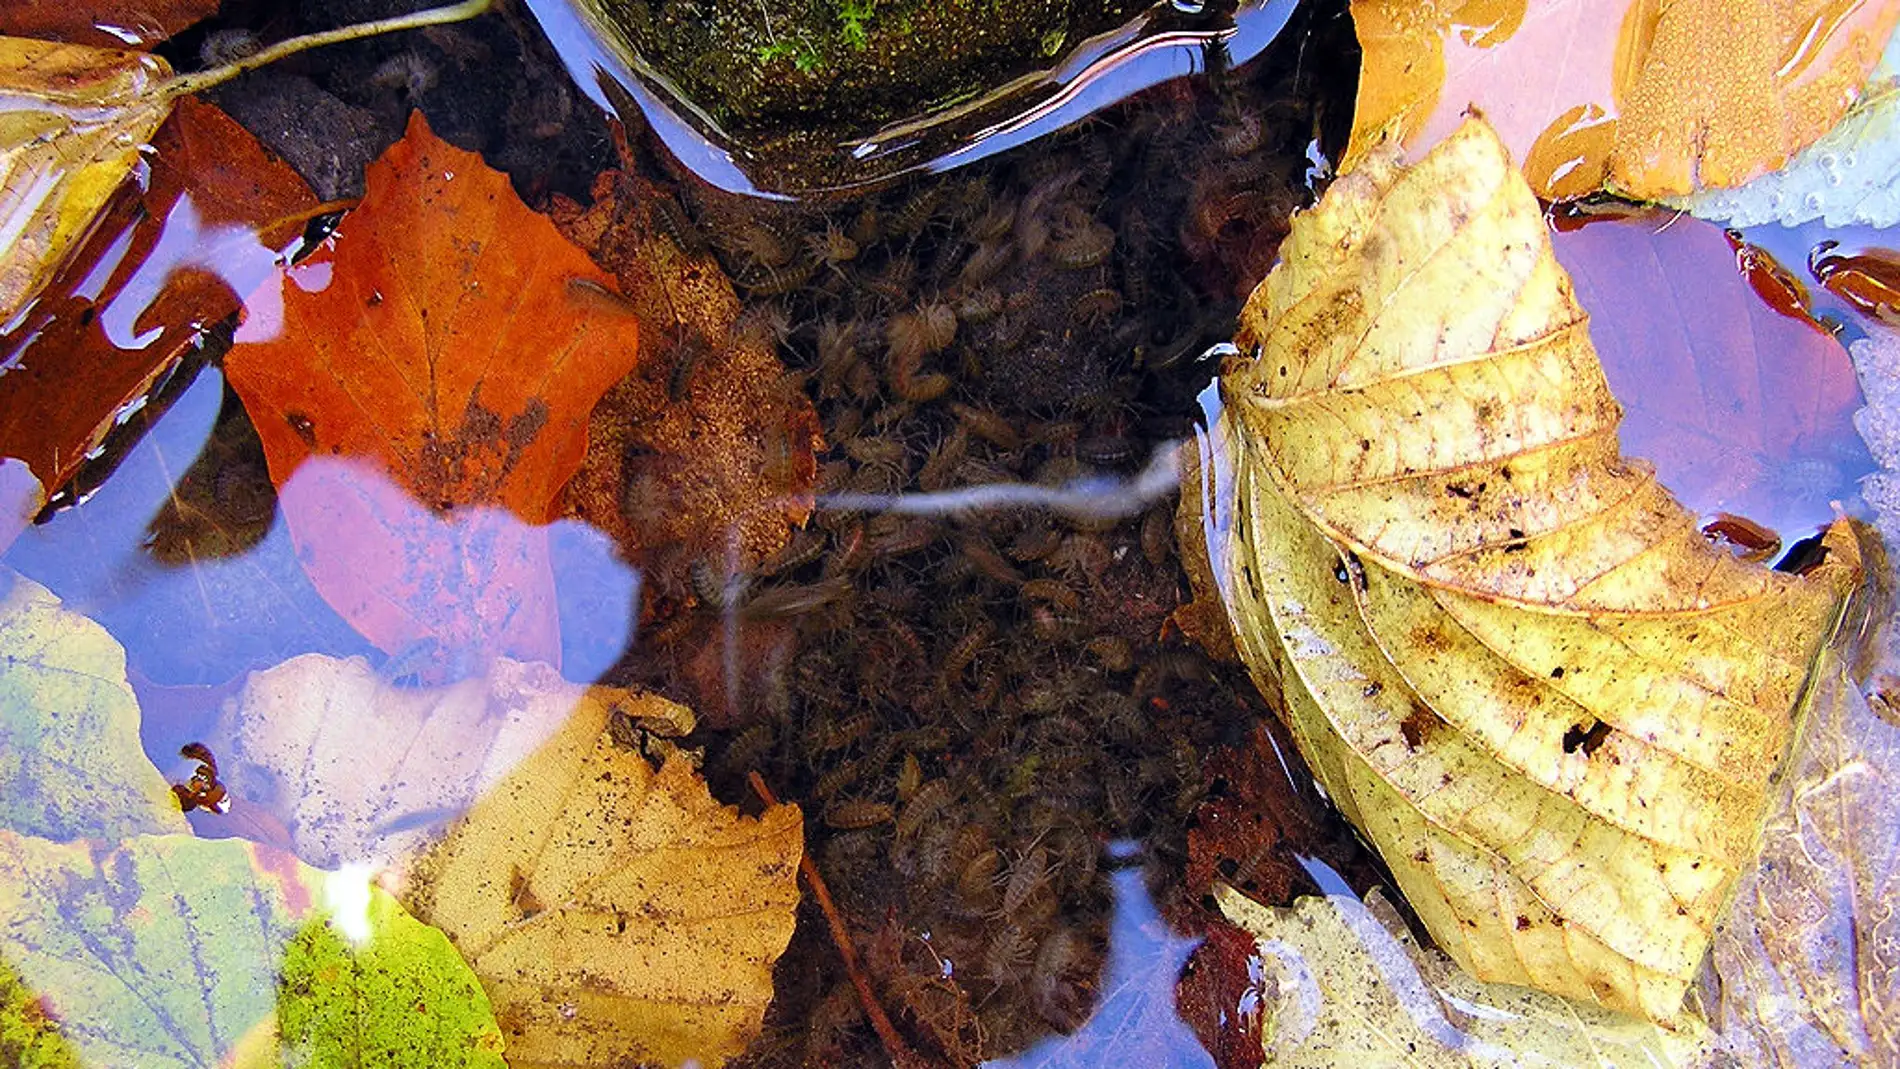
[1196,116,1857,1021]
[402,690,802,1069]
[1214,884,1724,1067]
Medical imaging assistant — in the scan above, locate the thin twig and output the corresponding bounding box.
[749,771,923,1069]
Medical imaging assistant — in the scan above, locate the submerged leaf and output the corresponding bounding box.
[213,652,684,869]
[1197,117,1857,1020]
[1214,884,1722,1066]
[403,687,803,1068]
[1346,0,1900,200]
[0,569,188,840]
[0,95,319,499]
[278,885,507,1068]
[225,112,641,667]
[0,833,316,1066]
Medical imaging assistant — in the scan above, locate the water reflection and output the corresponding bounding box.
[986,846,1211,1068]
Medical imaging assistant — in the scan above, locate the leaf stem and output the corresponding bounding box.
[164,0,495,99]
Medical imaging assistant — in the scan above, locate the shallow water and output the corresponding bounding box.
[0,0,1893,1064]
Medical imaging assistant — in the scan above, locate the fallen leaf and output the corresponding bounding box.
[0,0,218,48]
[1214,882,1723,1067]
[1672,26,1900,229]
[211,652,687,869]
[224,112,641,667]
[0,568,189,840]
[402,686,803,1068]
[1550,207,1870,543]
[1854,326,1900,547]
[0,832,318,1066]
[0,831,500,1068]
[277,883,508,1068]
[0,36,174,332]
[1197,117,1858,1020]
[0,94,319,498]
[1345,0,1900,200]
[549,169,821,603]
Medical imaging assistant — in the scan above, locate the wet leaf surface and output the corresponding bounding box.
[1550,206,1872,543]
[1346,0,1900,200]
[0,0,220,48]
[1201,117,1859,1020]
[0,569,189,840]
[277,885,507,1068]
[549,168,823,606]
[1214,883,1723,1066]
[402,685,803,1068]
[225,112,641,671]
[0,94,319,501]
[1675,28,1900,229]
[208,653,679,869]
[0,832,315,1067]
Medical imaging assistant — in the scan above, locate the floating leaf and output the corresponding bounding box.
[1550,207,1870,542]
[212,652,687,869]
[0,832,316,1066]
[0,0,220,48]
[0,95,319,499]
[1213,884,1722,1066]
[0,569,188,840]
[1672,26,1900,229]
[1345,0,1900,200]
[0,952,81,1068]
[278,883,507,1068]
[0,461,39,556]
[0,36,173,330]
[403,687,802,1068]
[549,170,822,600]
[1195,117,1858,1020]
[225,112,642,668]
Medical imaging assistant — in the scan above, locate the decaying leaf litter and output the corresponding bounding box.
[3,0,1900,1065]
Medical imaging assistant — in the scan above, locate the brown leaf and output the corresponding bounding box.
[403,684,803,1069]
[0,95,318,496]
[1346,0,1900,200]
[224,112,641,664]
[549,170,821,601]
[0,0,220,48]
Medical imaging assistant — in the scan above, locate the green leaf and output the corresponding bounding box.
[0,569,188,840]
[278,887,506,1068]
[1670,26,1900,228]
[0,832,313,1066]
[0,953,81,1069]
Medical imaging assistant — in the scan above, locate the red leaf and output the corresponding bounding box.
[225,111,642,666]
[0,97,318,496]
[0,0,219,48]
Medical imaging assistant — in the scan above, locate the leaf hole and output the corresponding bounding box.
[1561,718,1612,756]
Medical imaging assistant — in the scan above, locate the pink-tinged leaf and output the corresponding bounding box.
[1551,207,1871,547]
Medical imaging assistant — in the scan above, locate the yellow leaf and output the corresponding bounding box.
[402,690,803,1068]
[0,36,172,328]
[1194,116,1858,1021]
[1345,0,1900,200]
[1213,884,1724,1067]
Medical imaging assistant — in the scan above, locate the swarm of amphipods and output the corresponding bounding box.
[606,36,1335,1066]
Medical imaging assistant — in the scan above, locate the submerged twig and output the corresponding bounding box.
[749,771,924,1069]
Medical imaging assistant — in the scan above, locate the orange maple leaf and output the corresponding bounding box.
[225,111,641,670]
[228,109,638,524]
